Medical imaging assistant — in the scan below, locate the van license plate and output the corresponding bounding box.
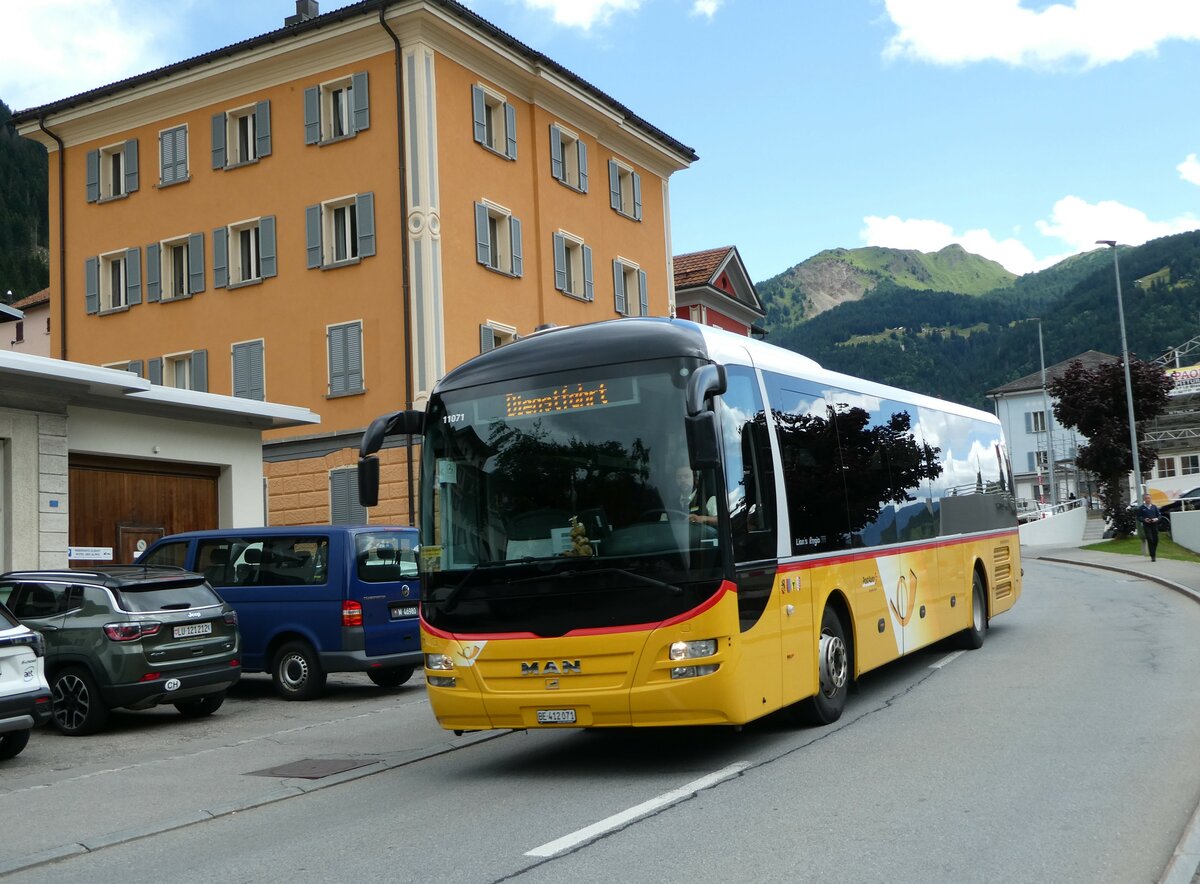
[536,709,576,724]
[173,623,212,639]
[391,605,419,618]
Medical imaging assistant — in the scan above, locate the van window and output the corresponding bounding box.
[356,532,418,582]
[141,541,188,568]
[198,537,329,587]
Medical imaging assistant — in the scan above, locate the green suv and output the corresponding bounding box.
[0,566,240,736]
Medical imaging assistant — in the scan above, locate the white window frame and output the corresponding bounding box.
[476,84,513,157]
[99,142,125,200]
[164,351,194,390]
[613,257,646,317]
[230,219,262,284]
[160,235,191,301]
[480,200,514,275]
[322,195,359,265]
[1157,457,1176,478]
[1183,455,1200,476]
[99,250,127,311]
[559,231,586,299]
[481,320,518,353]
[322,77,354,142]
[1030,411,1048,434]
[1034,450,1049,471]
[552,124,586,191]
[227,104,258,165]
[610,158,640,220]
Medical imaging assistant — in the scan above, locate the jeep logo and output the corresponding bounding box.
[521,660,581,676]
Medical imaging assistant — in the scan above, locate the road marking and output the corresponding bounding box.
[525,761,751,857]
[930,650,965,669]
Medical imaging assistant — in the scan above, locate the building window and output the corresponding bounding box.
[86,140,138,202]
[214,101,271,168]
[1183,455,1200,476]
[553,231,593,300]
[474,201,523,277]
[612,259,648,317]
[1156,457,1176,478]
[148,234,204,301]
[306,194,376,269]
[479,321,517,354]
[608,159,642,220]
[330,468,367,525]
[214,217,276,288]
[1027,411,1048,434]
[101,251,128,311]
[85,249,142,314]
[1034,450,1049,471]
[328,321,364,396]
[550,125,587,192]
[149,350,207,392]
[159,125,188,185]
[304,73,369,145]
[12,321,23,344]
[232,339,265,400]
[471,84,517,159]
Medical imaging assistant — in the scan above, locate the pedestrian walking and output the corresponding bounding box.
[1137,493,1163,562]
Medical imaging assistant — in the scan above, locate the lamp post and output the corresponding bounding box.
[1096,239,1143,504]
[1035,319,1058,506]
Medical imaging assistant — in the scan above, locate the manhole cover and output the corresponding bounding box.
[248,759,371,779]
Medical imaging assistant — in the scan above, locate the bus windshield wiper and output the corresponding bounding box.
[509,566,682,595]
[441,555,553,610]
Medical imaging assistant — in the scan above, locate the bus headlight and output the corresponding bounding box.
[426,653,455,671]
[427,675,457,688]
[671,664,719,680]
[669,639,716,661]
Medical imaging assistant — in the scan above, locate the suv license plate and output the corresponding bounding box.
[173,622,213,639]
[391,605,419,618]
[536,709,576,724]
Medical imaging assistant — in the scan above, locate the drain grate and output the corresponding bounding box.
[248,758,372,779]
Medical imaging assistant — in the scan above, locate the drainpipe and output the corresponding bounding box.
[38,115,67,360]
[377,1,417,523]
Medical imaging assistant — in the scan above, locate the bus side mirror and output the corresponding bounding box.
[358,456,381,508]
[686,411,721,469]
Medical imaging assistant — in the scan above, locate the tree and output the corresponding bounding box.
[1048,357,1172,535]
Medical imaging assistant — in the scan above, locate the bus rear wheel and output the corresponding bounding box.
[796,606,850,726]
[958,571,987,650]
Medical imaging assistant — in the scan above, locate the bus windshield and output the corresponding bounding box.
[419,356,726,636]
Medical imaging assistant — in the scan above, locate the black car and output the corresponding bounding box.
[0,567,240,736]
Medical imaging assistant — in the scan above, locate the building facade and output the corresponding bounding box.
[3,289,51,356]
[12,0,697,527]
[672,246,765,337]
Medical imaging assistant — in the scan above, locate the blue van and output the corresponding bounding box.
[137,526,421,700]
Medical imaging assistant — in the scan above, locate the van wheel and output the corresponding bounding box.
[0,728,31,760]
[368,666,415,689]
[175,692,226,718]
[272,642,327,701]
[795,606,850,726]
[51,667,111,736]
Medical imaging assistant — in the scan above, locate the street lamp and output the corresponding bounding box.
[1096,239,1143,503]
[1034,319,1058,506]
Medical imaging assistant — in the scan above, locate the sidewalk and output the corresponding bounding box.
[1023,545,1200,884]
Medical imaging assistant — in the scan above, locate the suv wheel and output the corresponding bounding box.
[51,667,110,736]
[0,729,31,760]
[174,692,226,719]
[272,641,327,701]
[367,666,415,689]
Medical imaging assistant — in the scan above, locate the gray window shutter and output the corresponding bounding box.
[304,86,320,144]
[125,247,142,306]
[356,192,375,258]
[550,125,563,181]
[638,269,648,315]
[249,341,265,400]
[330,469,366,525]
[471,85,486,145]
[260,216,277,278]
[553,233,567,291]
[578,140,588,192]
[124,140,139,193]
[632,171,642,221]
[608,160,620,211]
[352,71,370,132]
[170,126,188,181]
[346,323,363,392]
[211,112,226,169]
[191,349,208,392]
[188,232,205,293]
[583,245,594,301]
[128,359,143,378]
[146,243,161,301]
[504,103,517,159]
[480,324,496,354]
[148,357,163,385]
[86,150,100,202]
[613,260,626,314]
[474,203,491,266]
[1027,452,1035,472]
[160,131,174,183]
[255,100,272,157]
[509,216,522,277]
[306,205,322,269]
[213,227,228,289]
[329,325,347,394]
[85,256,99,314]
[233,340,265,400]
[1024,412,1033,433]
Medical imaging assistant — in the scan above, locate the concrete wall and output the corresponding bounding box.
[0,406,68,570]
[1170,510,1200,554]
[1019,505,1087,547]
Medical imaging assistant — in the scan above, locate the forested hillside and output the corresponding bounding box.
[0,99,49,303]
[763,231,1200,410]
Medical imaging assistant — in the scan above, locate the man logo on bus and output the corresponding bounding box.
[889,569,918,627]
[521,660,582,676]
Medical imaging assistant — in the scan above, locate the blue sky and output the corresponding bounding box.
[5,0,1200,279]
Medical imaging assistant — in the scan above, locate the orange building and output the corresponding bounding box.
[12,0,697,528]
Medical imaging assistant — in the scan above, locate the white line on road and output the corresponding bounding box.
[525,761,751,858]
[930,650,965,669]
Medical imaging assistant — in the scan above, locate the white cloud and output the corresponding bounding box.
[521,0,640,30]
[0,1,178,111]
[882,0,1200,69]
[691,1,722,19]
[861,214,1042,274]
[1179,154,1200,186]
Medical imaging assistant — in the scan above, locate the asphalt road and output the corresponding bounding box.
[3,558,1200,883]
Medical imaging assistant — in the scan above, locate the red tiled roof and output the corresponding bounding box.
[673,247,733,288]
[11,288,49,310]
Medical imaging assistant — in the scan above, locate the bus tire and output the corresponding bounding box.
[958,571,987,650]
[797,605,850,726]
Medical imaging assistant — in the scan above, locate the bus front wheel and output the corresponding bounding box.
[797,606,849,726]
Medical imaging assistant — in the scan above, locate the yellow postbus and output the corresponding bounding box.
[358,318,1021,731]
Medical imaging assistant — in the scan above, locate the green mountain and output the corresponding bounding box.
[758,244,1017,328]
[0,99,49,303]
[762,231,1200,411]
